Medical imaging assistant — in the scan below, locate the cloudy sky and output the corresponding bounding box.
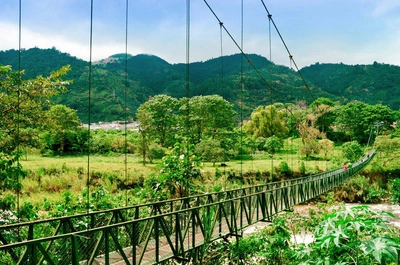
[1,0,399,68]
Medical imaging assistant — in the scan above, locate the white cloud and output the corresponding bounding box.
[371,0,400,17]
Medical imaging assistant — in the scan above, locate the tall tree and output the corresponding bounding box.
[0,64,71,152]
[335,102,394,143]
[183,95,236,144]
[374,135,400,167]
[310,97,336,134]
[43,104,81,155]
[136,94,178,147]
[244,105,289,139]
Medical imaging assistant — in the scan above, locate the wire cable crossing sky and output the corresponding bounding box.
[1,0,399,68]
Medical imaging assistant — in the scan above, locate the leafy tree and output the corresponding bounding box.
[195,139,225,166]
[335,101,394,143]
[264,135,283,155]
[230,128,257,159]
[0,64,71,152]
[318,138,334,158]
[147,143,166,164]
[42,104,81,155]
[310,97,335,108]
[181,95,236,144]
[244,104,289,139]
[133,132,150,166]
[136,94,178,147]
[310,98,336,135]
[297,112,323,158]
[341,140,364,162]
[374,135,400,167]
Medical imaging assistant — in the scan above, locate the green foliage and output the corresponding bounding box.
[0,63,71,152]
[183,95,236,145]
[276,161,292,178]
[335,175,387,203]
[389,178,400,205]
[375,135,400,168]
[19,201,38,221]
[217,205,400,265]
[41,105,81,155]
[244,105,289,139]
[0,194,16,210]
[264,135,283,154]
[156,143,201,198]
[0,152,27,191]
[300,162,306,175]
[195,139,225,165]
[335,101,394,143]
[231,219,293,264]
[147,143,166,163]
[341,140,364,162]
[303,206,400,264]
[137,94,179,147]
[302,62,400,111]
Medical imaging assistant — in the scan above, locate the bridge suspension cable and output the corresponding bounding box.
[260,0,317,104]
[17,0,22,227]
[124,0,129,207]
[86,0,94,215]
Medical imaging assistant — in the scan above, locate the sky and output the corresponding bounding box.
[1,0,400,68]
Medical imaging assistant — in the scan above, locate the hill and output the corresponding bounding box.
[301,62,400,110]
[1,48,399,122]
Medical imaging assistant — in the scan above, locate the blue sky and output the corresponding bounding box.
[1,0,399,68]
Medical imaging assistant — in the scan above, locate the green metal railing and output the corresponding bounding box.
[0,151,374,264]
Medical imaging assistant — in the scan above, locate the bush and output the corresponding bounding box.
[335,175,387,203]
[0,194,16,210]
[389,178,400,205]
[276,161,292,179]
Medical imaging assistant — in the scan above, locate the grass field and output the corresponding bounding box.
[14,137,347,209]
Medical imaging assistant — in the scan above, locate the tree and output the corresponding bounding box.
[0,64,71,152]
[42,104,81,155]
[374,135,400,167]
[335,102,394,143]
[244,105,289,139]
[195,139,225,166]
[181,95,236,144]
[310,98,336,135]
[264,135,283,155]
[297,112,323,158]
[318,138,334,158]
[136,94,178,147]
[0,152,26,192]
[341,141,364,162]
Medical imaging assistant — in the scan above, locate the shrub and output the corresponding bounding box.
[0,194,16,210]
[335,175,387,203]
[389,178,400,205]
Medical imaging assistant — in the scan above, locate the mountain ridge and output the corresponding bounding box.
[1,48,399,123]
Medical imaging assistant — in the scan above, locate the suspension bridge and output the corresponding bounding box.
[0,0,385,264]
[0,151,374,265]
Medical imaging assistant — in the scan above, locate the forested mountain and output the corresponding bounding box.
[301,62,400,110]
[1,48,399,123]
